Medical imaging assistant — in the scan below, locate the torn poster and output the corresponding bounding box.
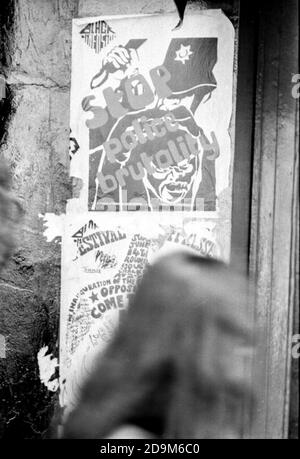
[69,11,235,213]
[62,10,235,411]
[60,212,225,410]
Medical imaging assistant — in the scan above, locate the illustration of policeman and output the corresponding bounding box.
[84,38,220,211]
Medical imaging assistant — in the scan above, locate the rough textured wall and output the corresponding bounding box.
[0,0,78,438]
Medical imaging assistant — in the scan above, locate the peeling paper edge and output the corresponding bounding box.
[37,346,59,393]
[39,213,66,243]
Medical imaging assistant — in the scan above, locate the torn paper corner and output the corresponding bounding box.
[37,346,59,392]
[39,213,66,243]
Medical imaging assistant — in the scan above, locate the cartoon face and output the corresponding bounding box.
[141,97,202,205]
[145,155,199,205]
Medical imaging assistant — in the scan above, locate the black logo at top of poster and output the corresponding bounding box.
[84,37,219,211]
[80,20,116,54]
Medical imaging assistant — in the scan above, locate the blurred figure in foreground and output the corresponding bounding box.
[63,252,256,439]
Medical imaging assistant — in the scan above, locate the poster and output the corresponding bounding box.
[61,10,235,410]
[60,212,225,409]
[68,10,234,214]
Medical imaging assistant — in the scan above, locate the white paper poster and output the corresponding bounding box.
[60,213,225,410]
[61,10,235,410]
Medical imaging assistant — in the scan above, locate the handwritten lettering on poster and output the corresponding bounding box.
[60,213,223,409]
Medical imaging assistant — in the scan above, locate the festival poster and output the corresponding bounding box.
[68,11,235,213]
[60,212,225,410]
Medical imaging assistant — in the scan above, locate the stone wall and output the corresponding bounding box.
[0,0,77,438]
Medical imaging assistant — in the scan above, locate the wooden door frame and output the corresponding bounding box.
[230,0,257,273]
[231,0,299,438]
